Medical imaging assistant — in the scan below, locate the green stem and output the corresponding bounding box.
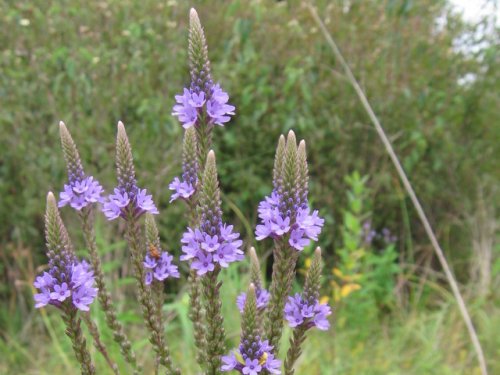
[189,270,207,368]
[82,313,119,374]
[62,307,95,375]
[284,325,307,375]
[265,240,299,353]
[125,216,178,375]
[202,267,225,375]
[79,207,140,374]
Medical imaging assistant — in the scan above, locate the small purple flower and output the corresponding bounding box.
[192,252,215,275]
[242,358,262,375]
[72,285,97,311]
[189,91,206,107]
[50,282,71,302]
[59,176,104,210]
[264,354,281,374]
[255,221,273,241]
[172,88,199,129]
[144,251,180,285]
[201,234,220,253]
[236,288,270,313]
[34,291,51,308]
[289,229,310,251]
[284,293,332,331]
[271,215,291,236]
[168,177,196,203]
[221,352,238,372]
[102,187,158,220]
[34,272,55,289]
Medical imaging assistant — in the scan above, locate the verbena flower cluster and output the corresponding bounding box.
[256,192,324,251]
[144,250,180,285]
[102,187,158,220]
[181,224,244,275]
[172,84,235,129]
[221,339,281,374]
[236,287,270,313]
[59,176,104,210]
[34,260,97,312]
[33,9,332,375]
[284,293,332,331]
[168,177,196,202]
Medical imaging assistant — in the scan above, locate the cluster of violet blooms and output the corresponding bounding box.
[34,259,97,312]
[173,83,235,129]
[256,192,324,251]
[32,8,332,375]
[180,223,244,276]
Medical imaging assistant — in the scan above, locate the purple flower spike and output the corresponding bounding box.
[168,177,196,203]
[284,293,332,331]
[255,191,324,250]
[143,251,180,285]
[172,83,235,129]
[59,176,104,210]
[102,187,158,221]
[181,222,243,276]
[221,339,281,374]
[33,259,98,312]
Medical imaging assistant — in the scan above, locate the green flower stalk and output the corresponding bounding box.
[107,123,177,374]
[59,122,140,374]
[257,131,325,353]
[41,193,96,375]
[188,8,212,97]
[172,11,237,367]
[198,151,227,375]
[81,313,119,375]
[221,284,282,374]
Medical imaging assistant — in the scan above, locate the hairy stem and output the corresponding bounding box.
[82,313,119,374]
[202,268,225,375]
[265,240,299,353]
[125,217,178,375]
[62,307,95,375]
[284,325,307,375]
[79,207,139,374]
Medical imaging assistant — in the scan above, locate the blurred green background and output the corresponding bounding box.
[0,0,498,374]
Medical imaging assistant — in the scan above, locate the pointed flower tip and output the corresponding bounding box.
[59,121,66,130]
[117,120,125,131]
[46,191,57,208]
[190,7,198,19]
[287,129,296,140]
[248,283,256,293]
[299,139,306,150]
[207,149,216,161]
[315,247,322,257]
[249,246,257,258]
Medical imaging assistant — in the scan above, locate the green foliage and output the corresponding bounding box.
[331,171,400,331]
